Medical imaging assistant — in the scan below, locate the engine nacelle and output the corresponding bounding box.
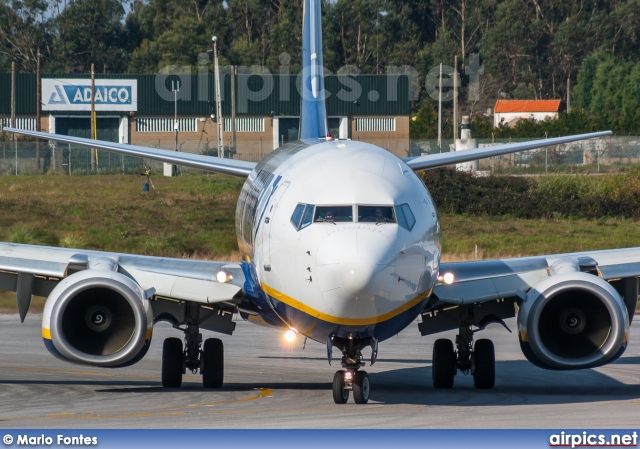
[42,270,153,367]
[518,272,629,370]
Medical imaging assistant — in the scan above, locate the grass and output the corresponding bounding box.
[0,173,244,258]
[1,173,640,312]
[440,215,640,261]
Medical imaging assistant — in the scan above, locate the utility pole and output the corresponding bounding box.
[172,79,180,176]
[453,56,458,140]
[213,35,224,158]
[11,62,16,175]
[36,50,41,170]
[231,65,237,157]
[11,62,15,130]
[90,64,96,171]
[567,77,571,114]
[438,63,442,150]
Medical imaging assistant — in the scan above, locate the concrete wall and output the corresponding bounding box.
[12,113,410,162]
[494,112,558,128]
[350,116,410,158]
[129,115,273,161]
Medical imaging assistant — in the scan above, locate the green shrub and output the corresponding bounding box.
[421,169,640,220]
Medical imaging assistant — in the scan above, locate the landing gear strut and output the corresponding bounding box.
[330,337,374,404]
[161,302,224,389]
[431,306,501,390]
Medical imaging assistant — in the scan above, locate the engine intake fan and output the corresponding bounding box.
[43,270,152,367]
[518,272,628,370]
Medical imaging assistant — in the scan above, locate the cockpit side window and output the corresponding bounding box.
[291,203,305,229]
[291,203,315,231]
[395,203,416,231]
[358,206,396,223]
[314,206,353,223]
[300,204,315,229]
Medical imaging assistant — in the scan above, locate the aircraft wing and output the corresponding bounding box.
[0,242,245,329]
[433,246,640,305]
[403,131,612,171]
[2,128,256,178]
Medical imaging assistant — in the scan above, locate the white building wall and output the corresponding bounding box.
[494,112,559,128]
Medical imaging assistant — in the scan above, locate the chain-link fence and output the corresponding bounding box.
[1,136,638,175]
[410,136,640,174]
[0,141,152,175]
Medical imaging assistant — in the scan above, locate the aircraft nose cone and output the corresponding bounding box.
[340,255,377,295]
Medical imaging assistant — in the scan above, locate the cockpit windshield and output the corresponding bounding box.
[291,203,413,231]
[314,206,353,223]
[358,206,395,224]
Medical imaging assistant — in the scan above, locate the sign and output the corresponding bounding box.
[42,79,137,112]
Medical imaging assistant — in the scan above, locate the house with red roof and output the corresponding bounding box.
[493,99,562,128]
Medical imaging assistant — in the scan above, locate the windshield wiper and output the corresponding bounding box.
[376,218,395,225]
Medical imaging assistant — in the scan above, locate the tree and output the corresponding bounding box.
[127,0,229,73]
[331,0,385,71]
[51,0,129,73]
[478,0,535,98]
[0,0,51,72]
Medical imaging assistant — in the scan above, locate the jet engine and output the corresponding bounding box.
[517,272,629,370]
[42,269,153,367]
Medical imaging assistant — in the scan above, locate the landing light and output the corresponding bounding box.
[284,329,297,342]
[438,272,455,285]
[216,270,233,284]
[344,371,353,381]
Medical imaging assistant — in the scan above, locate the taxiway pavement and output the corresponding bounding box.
[1,313,639,428]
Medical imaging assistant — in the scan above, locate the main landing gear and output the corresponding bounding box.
[161,303,224,389]
[432,336,495,390]
[431,313,501,390]
[330,337,376,404]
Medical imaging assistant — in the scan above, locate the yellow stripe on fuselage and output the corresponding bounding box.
[261,283,431,326]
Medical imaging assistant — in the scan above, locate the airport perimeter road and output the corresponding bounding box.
[1,313,640,429]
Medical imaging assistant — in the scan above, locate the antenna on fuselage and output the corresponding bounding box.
[299,0,329,141]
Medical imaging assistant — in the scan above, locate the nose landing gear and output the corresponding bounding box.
[330,337,374,404]
[332,369,371,404]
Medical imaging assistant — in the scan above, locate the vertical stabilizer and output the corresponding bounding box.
[299,0,328,140]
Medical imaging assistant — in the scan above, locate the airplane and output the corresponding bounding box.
[1,0,633,406]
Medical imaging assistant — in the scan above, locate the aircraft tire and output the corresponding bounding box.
[202,338,224,388]
[162,337,184,388]
[473,339,495,389]
[332,370,349,404]
[353,371,370,404]
[432,338,455,389]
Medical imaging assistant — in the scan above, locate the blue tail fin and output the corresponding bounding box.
[299,0,328,140]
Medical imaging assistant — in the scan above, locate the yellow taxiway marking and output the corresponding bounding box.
[32,402,424,423]
[0,365,425,422]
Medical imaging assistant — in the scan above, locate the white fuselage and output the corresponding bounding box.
[236,139,441,343]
